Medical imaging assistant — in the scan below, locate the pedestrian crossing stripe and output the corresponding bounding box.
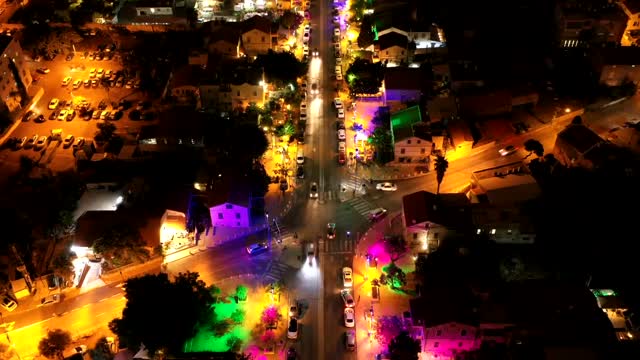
[345,197,376,216]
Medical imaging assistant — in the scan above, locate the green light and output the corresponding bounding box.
[373,25,378,41]
[347,73,357,83]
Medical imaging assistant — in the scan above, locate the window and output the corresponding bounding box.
[401,50,405,55]
[246,37,250,43]
[434,342,439,348]
[235,213,241,219]
[433,232,439,239]
[400,148,405,154]
[237,91,240,96]
[459,342,463,347]
[218,213,223,219]
[261,36,265,42]
[417,140,421,144]
[407,139,411,144]
[413,233,417,239]
[436,330,441,336]
[461,330,467,336]
[226,204,233,209]
[253,91,257,96]
[420,148,426,154]
[385,51,389,55]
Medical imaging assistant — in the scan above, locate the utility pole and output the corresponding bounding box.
[10,244,34,295]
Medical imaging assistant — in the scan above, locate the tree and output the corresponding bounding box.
[38,329,72,360]
[236,285,249,301]
[523,139,544,158]
[276,121,295,137]
[50,250,75,284]
[109,272,215,354]
[375,316,404,346]
[434,155,448,194]
[254,50,307,86]
[371,106,391,130]
[357,15,376,48]
[368,127,393,163]
[95,122,116,142]
[383,236,407,261]
[346,58,384,95]
[89,337,114,360]
[382,262,406,289]
[388,331,421,360]
[350,0,368,21]
[92,224,148,267]
[261,305,280,326]
[260,330,276,344]
[279,11,303,30]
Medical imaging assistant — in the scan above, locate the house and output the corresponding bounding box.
[556,2,626,47]
[207,181,253,228]
[137,109,206,152]
[390,106,433,163]
[169,65,204,104]
[0,35,32,113]
[206,28,241,58]
[593,47,640,86]
[553,123,608,169]
[468,162,541,245]
[618,0,640,46]
[116,0,188,26]
[199,66,265,111]
[402,190,471,252]
[376,32,409,65]
[383,67,425,111]
[446,120,474,159]
[241,16,277,56]
[590,288,637,341]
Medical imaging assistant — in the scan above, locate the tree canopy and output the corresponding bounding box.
[279,11,304,30]
[109,272,215,354]
[346,58,384,95]
[388,331,421,360]
[357,15,376,48]
[254,50,307,85]
[38,329,72,360]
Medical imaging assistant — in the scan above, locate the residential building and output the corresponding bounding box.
[446,120,474,160]
[135,0,174,16]
[590,288,638,341]
[468,162,541,245]
[458,89,512,118]
[241,15,277,56]
[375,32,409,65]
[168,65,203,104]
[206,28,241,58]
[137,109,206,152]
[207,182,252,228]
[116,0,189,26]
[402,190,471,252]
[372,3,445,50]
[0,35,32,113]
[593,47,640,86]
[553,123,609,169]
[618,0,640,46]
[390,106,433,163]
[556,3,627,47]
[383,67,425,111]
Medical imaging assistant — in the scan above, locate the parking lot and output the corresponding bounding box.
[0,47,159,178]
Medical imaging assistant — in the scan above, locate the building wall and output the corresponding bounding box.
[242,29,271,56]
[385,88,421,105]
[553,138,595,169]
[377,27,408,38]
[200,84,232,111]
[210,203,250,228]
[476,224,535,245]
[558,14,626,47]
[599,64,640,86]
[230,82,264,109]
[208,40,239,58]
[394,136,432,163]
[378,45,407,64]
[170,84,199,102]
[425,322,478,358]
[405,222,450,253]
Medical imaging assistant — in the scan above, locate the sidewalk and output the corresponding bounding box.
[353,212,415,360]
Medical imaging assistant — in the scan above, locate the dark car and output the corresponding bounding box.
[287,348,297,360]
[49,111,58,120]
[34,114,46,123]
[112,110,123,120]
[296,166,304,179]
[22,110,35,122]
[128,110,141,120]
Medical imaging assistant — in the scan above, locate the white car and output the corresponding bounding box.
[376,182,398,191]
[57,109,68,121]
[303,48,309,57]
[61,76,72,86]
[344,308,355,328]
[48,98,59,110]
[499,145,518,156]
[336,73,343,81]
[309,182,318,198]
[369,208,388,221]
[337,129,346,140]
[303,31,310,41]
[73,79,82,89]
[40,293,60,306]
[89,68,96,78]
[334,42,340,51]
[304,24,310,33]
[1,297,17,312]
[338,141,346,153]
[334,98,343,109]
[300,103,307,113]
[342,267,353,287]
[336,57,342,65]
[287,318,298,339]
[337,108,345,119]
[334,28,341,37]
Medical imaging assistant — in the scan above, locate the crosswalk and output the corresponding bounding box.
[262,260,295,284]
[270,220,294,244]
[321,236,355,254]
[341,174,370,193]
[344,197,377,218]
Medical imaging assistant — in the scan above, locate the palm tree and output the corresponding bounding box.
[434,155,448,195]
[523,139,544,158]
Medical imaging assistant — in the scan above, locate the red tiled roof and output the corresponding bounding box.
[384,67,425,91]
[402,191,471,229]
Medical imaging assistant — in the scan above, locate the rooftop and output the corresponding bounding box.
[377,32,408,51]
[409,286,477,328]
[135,0,173,7]
[208,26,241,45]
[390,106,423,142]
[204,178,253,208]
[477,174,541,205]
[0,35,12,53]
[402,190,471,229]
[557,124,604,154]
[384,67,425,91]
[242,15,273,34]
[596,46,640,66]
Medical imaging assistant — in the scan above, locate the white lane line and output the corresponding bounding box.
[96,312,105,317]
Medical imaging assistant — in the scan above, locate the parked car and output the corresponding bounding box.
[72,137,85,149]
[35,136,48,149]
[40,294,61,306]
[344,308,355,328]
[36,67,50,74]
[287,347,297,360]
[289,302,298,318]
[345,330,356,351]
[61,76,72,86]
[16,136,28,149]
[62,135,74,148]
[327,223,336,239]
[341,289,355,308]
[48,98,59,110]
[73,79,82,89]
[34,114,46,123]
[57,109,68,121]
[333,98,343,109]
[337,129,346,140]
[337,108,345,119]
[26,134,38,148]
[342,267,353,287]
[296,166,304,179]
[287,318,298,340]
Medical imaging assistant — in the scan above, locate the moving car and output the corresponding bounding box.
[48,98,59,110]
[309,182,318,198]
[36,67,50,74]
[344,308,355,328]
[369,208,388,221]
[499,145,518,156]
[62,135,74,148]
[287,318,298,340]
[341,289,355,307]
[327,223,336,239]
[246,242,268,255]
[1,297,17,312]
[312,48,319,57]
[61,76,72,86]
[300,103,307,113]
[40,294,61,306]
[342,267,353,287]
[376,182,398,192]
[311,83,319,95]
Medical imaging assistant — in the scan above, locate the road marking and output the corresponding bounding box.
[96,312,105,317]
[99,297,109,302]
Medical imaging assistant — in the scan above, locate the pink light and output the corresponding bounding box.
[367,242,391,265]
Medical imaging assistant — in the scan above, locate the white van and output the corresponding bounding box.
[296,149,304,164]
